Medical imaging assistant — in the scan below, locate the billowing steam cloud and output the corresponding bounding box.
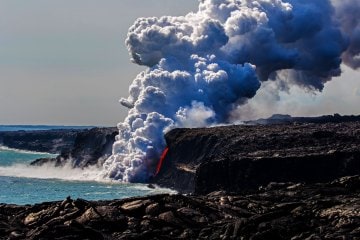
[332,0,360,69]
[101,0,360,182]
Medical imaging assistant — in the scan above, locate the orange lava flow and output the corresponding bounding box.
[155,147,169,176]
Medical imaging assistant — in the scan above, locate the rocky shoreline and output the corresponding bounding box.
[0,175,359,239]
[30,127,117,168]
[0,127,117,167]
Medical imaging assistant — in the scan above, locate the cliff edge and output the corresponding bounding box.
[154,121,360,193]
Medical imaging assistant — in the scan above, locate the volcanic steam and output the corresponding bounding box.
[101,0,360,182]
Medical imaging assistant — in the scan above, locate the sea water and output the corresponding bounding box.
[0,126,174,205]
[0,125,94,132]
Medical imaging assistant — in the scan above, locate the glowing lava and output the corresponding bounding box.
[155,147,169,176]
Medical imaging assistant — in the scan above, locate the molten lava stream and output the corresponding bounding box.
[155,147,169,176]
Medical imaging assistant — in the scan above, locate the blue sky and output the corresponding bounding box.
[0,0,358,125]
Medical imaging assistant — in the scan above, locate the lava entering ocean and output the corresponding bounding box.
[155,147,169,176]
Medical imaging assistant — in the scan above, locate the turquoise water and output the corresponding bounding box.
[0,147,173,205]
[0,147,57,166]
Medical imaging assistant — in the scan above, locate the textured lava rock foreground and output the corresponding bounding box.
[0,176,359,239]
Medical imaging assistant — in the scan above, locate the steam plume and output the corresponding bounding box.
[332,0,360,69]
[101,0,359,182]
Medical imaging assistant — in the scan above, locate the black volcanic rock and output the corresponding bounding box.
[66,127,117,167]
[154,121,360,193]
[0,176,359,239]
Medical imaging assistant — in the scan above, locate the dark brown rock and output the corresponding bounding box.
[145,203,160,216]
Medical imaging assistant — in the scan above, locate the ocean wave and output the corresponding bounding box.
[0,162,105,182]
[132,185,177,195]
[0,163,177,195]
[0,145,57,156]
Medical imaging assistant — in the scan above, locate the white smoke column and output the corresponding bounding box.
[102,0,359,182]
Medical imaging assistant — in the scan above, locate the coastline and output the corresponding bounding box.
[0,145,58,156]
[1,175,358,239]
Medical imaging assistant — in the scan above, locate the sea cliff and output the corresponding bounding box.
[155,120,360,193]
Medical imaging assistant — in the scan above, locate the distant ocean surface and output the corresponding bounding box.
[0,126,173,205]
[0,125,95,132]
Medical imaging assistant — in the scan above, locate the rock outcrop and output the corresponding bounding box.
[0,175,359,239]
[154,121,360,193]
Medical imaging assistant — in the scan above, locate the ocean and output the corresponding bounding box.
[0,125,95,132]
[0,126,173,205]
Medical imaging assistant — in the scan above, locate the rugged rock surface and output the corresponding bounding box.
[30,127,117,168]
[155,120,360,193]
[0,175,359,240]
